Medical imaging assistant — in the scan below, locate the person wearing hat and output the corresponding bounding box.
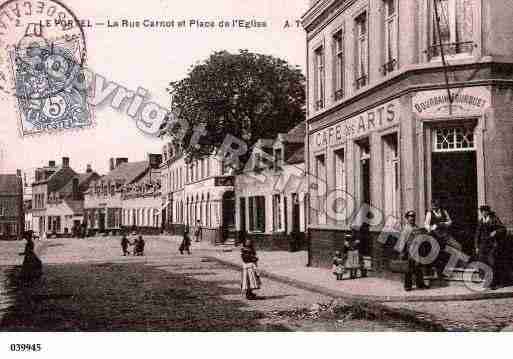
[401,210,428,291]
[474,205,507,289]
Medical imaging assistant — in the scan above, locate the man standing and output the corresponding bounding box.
[121,234,130,256]
[475,205,507,289]
[401,211,428,291]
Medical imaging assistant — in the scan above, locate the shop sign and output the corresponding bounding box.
[311,99,400,150]
[413,87,491,118]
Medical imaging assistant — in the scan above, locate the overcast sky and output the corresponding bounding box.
[0,0,309,177]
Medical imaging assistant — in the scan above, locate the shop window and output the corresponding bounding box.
[272,194,283,232]
[357,139,371,206]
[382,0,398,75]
[355,12,368,89]
[249,196,266,232]
[433,127,474,152]
[428,0,475,59]
[314,153,327,224]
[383,133,400,218]
[332,29,345,100]
[314,45,325,110]
[334,148,346,193]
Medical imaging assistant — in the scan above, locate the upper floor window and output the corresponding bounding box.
[429,0,475,59]
[355,12,368,89]
[332,30,345,101]
[314,46,325,110]
[382,0,398,75]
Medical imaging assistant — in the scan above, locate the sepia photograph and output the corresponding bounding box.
[0,0,512,356]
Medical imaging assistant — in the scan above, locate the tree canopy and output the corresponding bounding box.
[163,50,305,163]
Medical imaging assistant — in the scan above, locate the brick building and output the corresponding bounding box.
[302,0,513,270]
[0,171,23,240]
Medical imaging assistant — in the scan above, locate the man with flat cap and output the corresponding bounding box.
[475,205,507,289]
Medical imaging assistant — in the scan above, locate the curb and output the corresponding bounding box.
[205,256,513,303]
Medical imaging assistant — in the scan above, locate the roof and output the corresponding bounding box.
[286,146,305,165]
[101,161,148,184]
[65,200,84,215]
[60,172,99,193]
[0,174,21,195]
[284,121,306,144]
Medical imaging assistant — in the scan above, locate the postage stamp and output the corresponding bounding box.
[0,0,92,135]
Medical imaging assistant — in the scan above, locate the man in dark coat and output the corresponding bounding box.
[401,211,428,291]
[475,205,507,289]
[121,234,130,256]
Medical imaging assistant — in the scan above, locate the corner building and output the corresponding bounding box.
[302,0,513,270]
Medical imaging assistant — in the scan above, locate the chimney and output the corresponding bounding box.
[62,157,70,168]
[115,157,128,167]
[148,153,163,169]
[72,178,79,200]
[49,160,56,167]
[86,164,92,173]
[109,158,115,171]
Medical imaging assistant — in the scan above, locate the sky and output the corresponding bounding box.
[0,0,309,177]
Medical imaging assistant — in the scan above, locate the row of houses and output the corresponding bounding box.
[16,118,308,252]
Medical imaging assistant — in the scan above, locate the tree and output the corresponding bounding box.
[163,50,305,164]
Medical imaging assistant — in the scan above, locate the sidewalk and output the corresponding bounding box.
[162,235,513,303]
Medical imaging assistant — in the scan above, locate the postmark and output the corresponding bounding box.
[0,0,92,135]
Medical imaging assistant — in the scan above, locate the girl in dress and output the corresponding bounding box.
[241,239,261,299]
[332,250,345,280]
[344,235,360,279]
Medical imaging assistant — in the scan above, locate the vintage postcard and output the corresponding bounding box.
[0,0,512,355]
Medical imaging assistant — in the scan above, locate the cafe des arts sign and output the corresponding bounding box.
[413,86,491,118]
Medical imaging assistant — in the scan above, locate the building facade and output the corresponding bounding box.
[31,158,99,238]
[121,158,162,234]
[84,156,161,235]
[160,143,236,244]
[302,0,513,269]
[0,171,23,240]
[235,122,308,250]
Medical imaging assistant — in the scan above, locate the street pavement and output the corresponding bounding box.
[2,235,513,331]
[0,237,426,331]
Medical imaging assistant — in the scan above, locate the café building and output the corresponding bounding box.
[302,0,513,269]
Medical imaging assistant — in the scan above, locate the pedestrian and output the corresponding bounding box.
[474,205,507,289]
[401,210,428,291]
[241,239,260,300]
[332,250,345,280]
[424,199,458,280]
[134,235,145,256]
[121,234,130,256]
[179,226,192,255]
[19,233,42,281]
[194,220,202,242]
[344,234,360,279]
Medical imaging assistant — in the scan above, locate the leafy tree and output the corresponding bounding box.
[162,50,305,164]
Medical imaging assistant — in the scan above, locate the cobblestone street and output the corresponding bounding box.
[0,237,428,331]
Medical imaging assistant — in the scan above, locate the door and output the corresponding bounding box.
[432,151,478,254]
[222,191,236,241]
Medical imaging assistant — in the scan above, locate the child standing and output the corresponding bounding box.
[332,251,345,280]
[344,234,360,279]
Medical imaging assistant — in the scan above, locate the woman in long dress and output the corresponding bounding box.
[241,239,261,300]
[20,233,42,281]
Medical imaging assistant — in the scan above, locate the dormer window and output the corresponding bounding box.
[274,148,283,171]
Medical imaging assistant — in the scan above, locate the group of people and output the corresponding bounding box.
[120,234,146,256]
[400,200,507,291]
[332,234,368,280]
[178,221,203,255]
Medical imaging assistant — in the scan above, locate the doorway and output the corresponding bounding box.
[432,151,478,253]
[222,191,236,242]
